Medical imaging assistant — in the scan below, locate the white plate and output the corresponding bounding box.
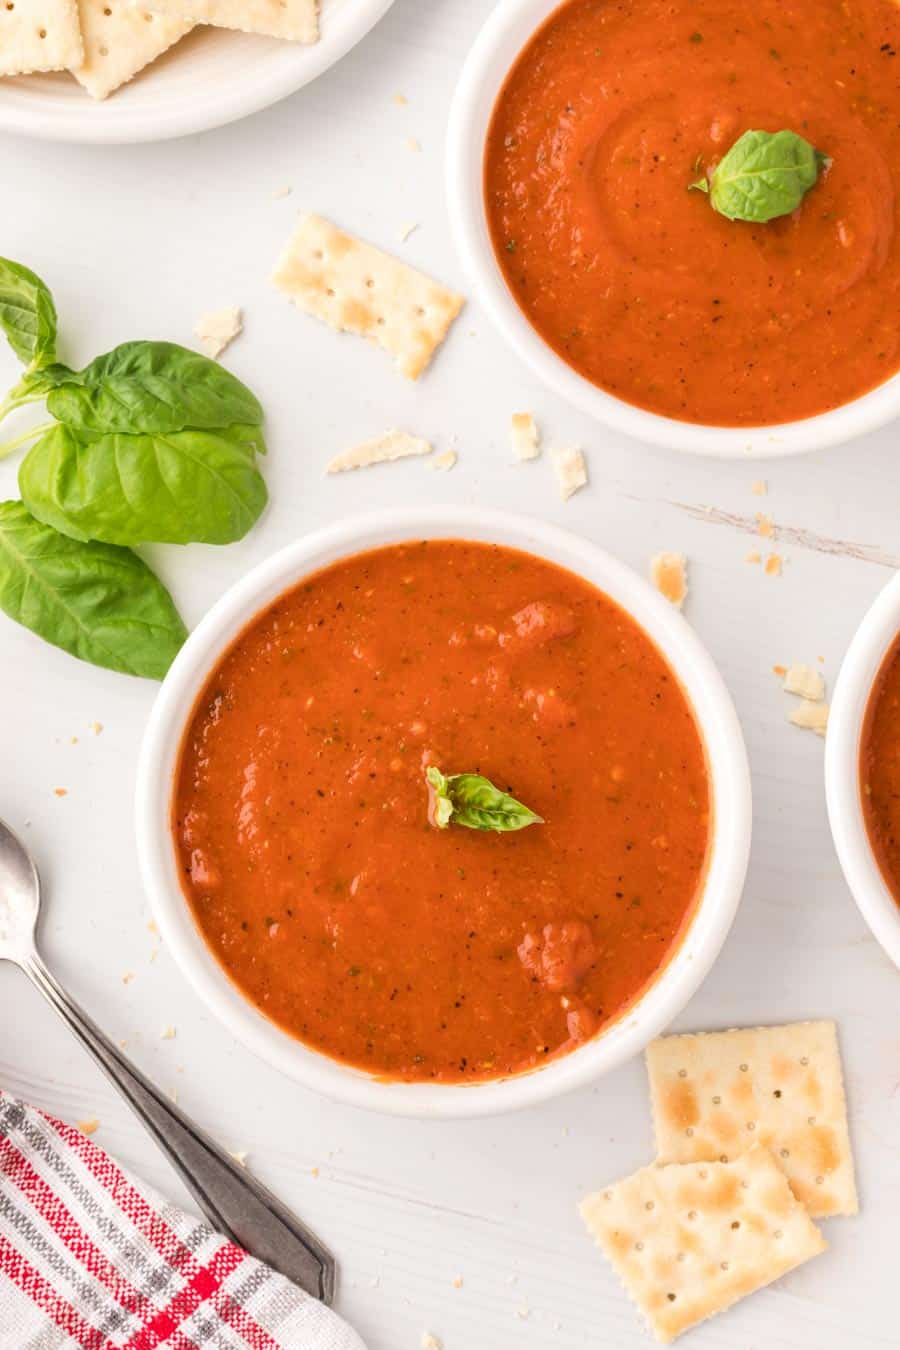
[0,0,396,144]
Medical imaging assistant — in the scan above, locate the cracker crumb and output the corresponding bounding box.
[756,512,775,538]
[452,1275,463,1289]
[427,450,457,472]
[310,1166,320,1178]
[161,1026,176,1040]
[406,137,422,152]
[783,664,825,702]
[516,1307,531,1320]
[764,552,782,577]
[229,1150,248,1167]
[147,920,159,936]
[421,1336,442,1350]
[194,306,243,361]
[54,788,67,797]
[773,664,788,677]
[393,92,407,106]
[650,553,688,609]
[751,479,768,496]
[551,446,587,501]
[789,701,829,737]
[70,736,78,745]
[78,1119,99,1136]
[271,185,292,199]
[746,550,761,564]
[327,430,433,474]
[511,411,540,461]
[90,721,103,735]
[122,972,135,985]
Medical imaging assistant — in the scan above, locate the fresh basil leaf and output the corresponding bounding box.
[46,341,264,436]
[696,129,827,223]
[426,765,543,833]
[0,500,187,678]
[216,421,268,459]
[19,423,268,546]
[0,259,57,369]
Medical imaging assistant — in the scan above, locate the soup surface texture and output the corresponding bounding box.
[174,541,710,1082]
[484,0,900,426]
[861,634,900,906]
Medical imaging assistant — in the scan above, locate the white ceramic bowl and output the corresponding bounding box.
[445,0,900,458]
[826,571,900,969]
[136,507,752,1117]
[0,0,395,144]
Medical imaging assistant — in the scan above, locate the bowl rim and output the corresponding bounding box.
[445,0,900,459]
[135,506,752,1118]
[826,570,900,969]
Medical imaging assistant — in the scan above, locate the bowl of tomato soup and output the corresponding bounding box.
[136,509,751,1116]
[827,572,900,971]
[447,0,900,456]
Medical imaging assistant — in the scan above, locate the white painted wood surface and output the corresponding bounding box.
[1,2,898,1345]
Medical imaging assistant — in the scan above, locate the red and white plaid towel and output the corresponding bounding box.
[0,1091,366,1350]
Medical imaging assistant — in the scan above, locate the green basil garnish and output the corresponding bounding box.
[19,423,267,547]
[0,256,270,677]
[690,129,828,223]
[425,766,543,833]
[0,500,187,678]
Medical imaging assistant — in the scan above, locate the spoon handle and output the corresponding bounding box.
[21,948,336,1306]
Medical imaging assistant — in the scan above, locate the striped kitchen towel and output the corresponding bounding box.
[0,1090,366,1350]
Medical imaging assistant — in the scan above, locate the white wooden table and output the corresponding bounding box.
[1,2,898,1345]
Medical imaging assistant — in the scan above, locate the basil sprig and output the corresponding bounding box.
[0,257,269,677]
[426,766,543,833]
[0,501,187,679]
[690,129,828,223]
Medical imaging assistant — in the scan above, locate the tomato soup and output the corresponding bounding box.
[860,634,900,906]
[484,0,900,426]
[173,541,710,1082]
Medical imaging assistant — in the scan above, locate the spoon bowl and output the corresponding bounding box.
[0,820,41,964]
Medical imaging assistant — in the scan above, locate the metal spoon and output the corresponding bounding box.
[0,818,335,1305]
